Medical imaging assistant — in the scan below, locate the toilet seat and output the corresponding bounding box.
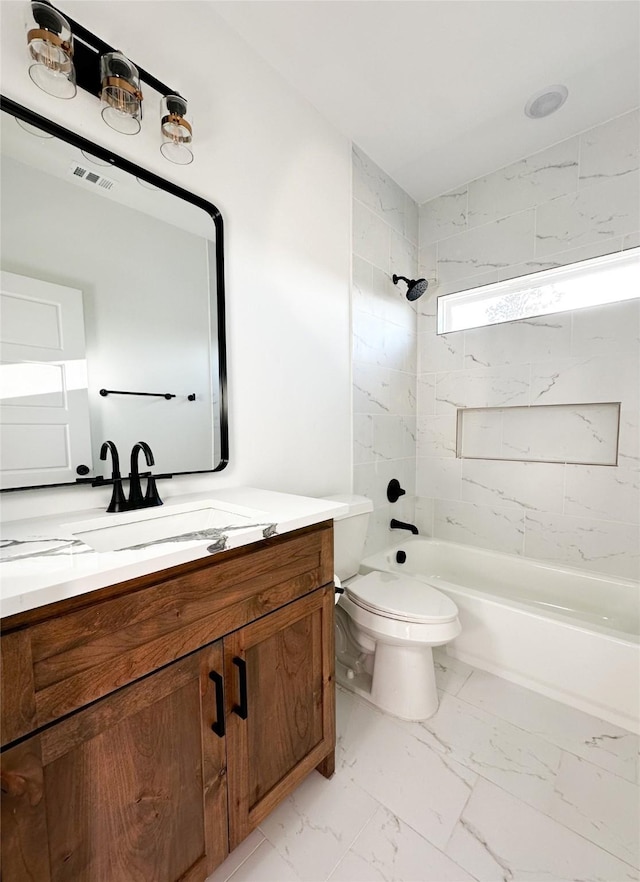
[345,571,458,624]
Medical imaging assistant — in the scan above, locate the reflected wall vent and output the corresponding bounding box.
[67,163,115,190]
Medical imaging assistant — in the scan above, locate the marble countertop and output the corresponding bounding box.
[0,487,347,618]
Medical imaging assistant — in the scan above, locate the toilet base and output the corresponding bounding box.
[335,644,439,721]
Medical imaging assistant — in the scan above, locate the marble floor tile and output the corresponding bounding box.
[433,648,474,695]
[336,687,477,849]
[206,829,266,882]
[328,805,475,882]
[396,690,562,809]
[545,752,640,868]
[457,669,640,784]
[258,770,379,882]
[446,778,639,882]
[222,839,303,882]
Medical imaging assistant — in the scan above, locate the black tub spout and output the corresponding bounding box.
[390,518,419,535]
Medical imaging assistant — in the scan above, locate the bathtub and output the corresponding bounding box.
[361,537,640,733]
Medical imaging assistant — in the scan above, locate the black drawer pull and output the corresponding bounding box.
[232,656,248,720]
[208,671,225,737]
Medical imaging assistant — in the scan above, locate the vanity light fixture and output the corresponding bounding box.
[22,2,194,162]
[100,52,143,135]
[25,0,76,99]
[160,94,193,165]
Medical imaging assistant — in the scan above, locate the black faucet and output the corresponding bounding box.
[95,440,166,512]
[390,518,419,535]
[128,441,164,510]
[99,441,128,513]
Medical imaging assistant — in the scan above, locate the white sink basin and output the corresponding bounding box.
[62,500,271,553]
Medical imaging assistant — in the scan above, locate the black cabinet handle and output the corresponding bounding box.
[232,656,248,720]
[208,671,225,737]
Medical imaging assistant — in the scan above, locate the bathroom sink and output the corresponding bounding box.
[62,500,271,553]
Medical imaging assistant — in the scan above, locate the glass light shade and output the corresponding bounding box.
[160,94,193,165]
[100,52,143,135]
[26,1,76,99]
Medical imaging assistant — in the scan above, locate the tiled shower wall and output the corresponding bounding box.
[415,110,640,580]
[351,146,419,555]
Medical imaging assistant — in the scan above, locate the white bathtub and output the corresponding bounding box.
[361,537,640,733]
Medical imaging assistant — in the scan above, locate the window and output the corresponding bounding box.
[437,247,640,335]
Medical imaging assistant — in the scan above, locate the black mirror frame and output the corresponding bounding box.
[0,95,229,491]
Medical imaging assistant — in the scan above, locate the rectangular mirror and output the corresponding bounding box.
[0,98,228,490]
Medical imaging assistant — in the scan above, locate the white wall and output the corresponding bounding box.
[351,146,419,555]
[415,111,640,580]
[0,0,352,520]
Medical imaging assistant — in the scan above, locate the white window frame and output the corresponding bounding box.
[437,247,640,335]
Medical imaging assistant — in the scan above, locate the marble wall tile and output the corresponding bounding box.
[389,369,416,416]
[458,669,639,784]
[389,229,418,282]
[445,778,638,882]
[437,210,535,285]
[461,459,565,512]
[414,496,434,536]
[417,372,436,415]
[468,137,579,228]
[529,355,639,407]
[435,364,530,413]
[564,465,640,524]
[353,363,391,415]
[457,408,502,459]
[352,145,406,237]
[434,499,525,555]
[371,265,417,333]
[372,415,415,461]
[419,186,467,245]
[623,231,640,250]
[416,456,462,500]
[579,110,640,190]
[417,413,457,458]
[618,410,640,471]
[419,323,464,373]
[535,171,640,258]
[523,511,640,580]
[352,199,390,272]
[418,243,438,287]
[464,314,571,368]
[571,298,640,360]
[353,414,374,466]
[329,805,476,882]
[404,192,419,245]
[352,309,387,367]
[495,236,625,280]
[499,403,620,465]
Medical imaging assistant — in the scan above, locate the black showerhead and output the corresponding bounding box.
[392,274,428,302]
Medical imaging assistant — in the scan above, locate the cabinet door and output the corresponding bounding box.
[225,585,335,848]
[1,642,228,882]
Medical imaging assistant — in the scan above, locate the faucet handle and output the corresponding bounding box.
[144,475,164,507]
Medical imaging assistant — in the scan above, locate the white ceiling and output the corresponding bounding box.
[213,1,640,204]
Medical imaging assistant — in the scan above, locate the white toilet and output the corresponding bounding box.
[328,495,461,721]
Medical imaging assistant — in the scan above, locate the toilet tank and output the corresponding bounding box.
[325,495,373,581]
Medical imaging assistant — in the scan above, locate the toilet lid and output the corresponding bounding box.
[345,572,459,624]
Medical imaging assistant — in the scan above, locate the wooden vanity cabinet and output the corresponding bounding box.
[0,522,335,882]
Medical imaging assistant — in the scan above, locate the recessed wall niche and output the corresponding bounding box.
[457,402,621,466]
